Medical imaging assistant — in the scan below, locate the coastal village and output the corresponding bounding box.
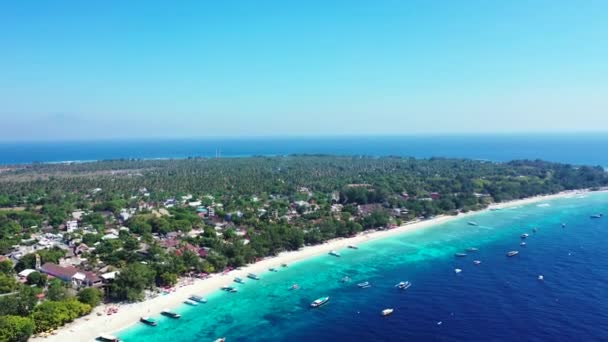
[4,185,451,297]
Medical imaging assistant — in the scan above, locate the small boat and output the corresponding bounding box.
[189,295,207,303]
[98,334,120,342]
[184,299,198,306]
[230,288,238,293]
[538,275,544,281]
[466,247,479,252]
[468,221,479,226]
[520,242,526,246]
[161,309,181,319]
[140,316,157,326]
[310,296,330,308]
[340,276,351,283]
[507,251,519,257]
[591,214,603,219]
[290,283,300,290]
[381,308,394,316]
[222,285,238,292]
[348,245,359,249]
[521,233,529,239]
[234,277,245,283]
[215,338,226,342]
[281,263,288,267]
[454,253,467,257]
[454,268,462,274]
[395,281,411,290]
[247,273,260,280]
[329,250,341,257]
[473,260,481,265]
[269,267,278,272]
[357,281,371,288]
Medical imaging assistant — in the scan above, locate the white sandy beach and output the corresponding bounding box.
[35,190,593,342]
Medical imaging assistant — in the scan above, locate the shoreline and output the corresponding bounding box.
[35,189,597,341]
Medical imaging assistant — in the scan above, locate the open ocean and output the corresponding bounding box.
[119,192,608,342]
[1,134,608,166]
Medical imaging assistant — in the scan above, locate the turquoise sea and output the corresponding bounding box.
[119,191,608,341]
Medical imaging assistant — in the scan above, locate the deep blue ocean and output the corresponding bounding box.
[1,134,608,166]
[119,192,608,342]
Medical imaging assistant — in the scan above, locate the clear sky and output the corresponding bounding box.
[1,1,607,141]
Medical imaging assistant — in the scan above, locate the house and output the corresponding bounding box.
[39,262,102,287]
[430,192,441,200]
[65,220,79,233]
[74,243,90,255]
[357,203,385,216]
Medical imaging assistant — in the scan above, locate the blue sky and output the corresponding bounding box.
[1,1,607,140]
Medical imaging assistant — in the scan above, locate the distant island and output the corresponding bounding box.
[0,156,607,340]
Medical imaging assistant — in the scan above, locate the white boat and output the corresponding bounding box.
[189,295,207,303]
[357,281,371,288]
[520,242,526,246]
[473,260,481,265]
[521,233,529,239]
[468,221,479,226]
[507,250,519,257]
[184,299,198,306]
[466,247,479,252]
[340,276,351,283]
[329,250,341,257]
[381,308,394,316]
[99,334,120,342]
[247,273,260,280]
[454,268,462,274]
[395,281,411,290]
[310,296,330,307]
[538,275,544,281]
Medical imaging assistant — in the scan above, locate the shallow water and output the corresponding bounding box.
[119,192,608,341]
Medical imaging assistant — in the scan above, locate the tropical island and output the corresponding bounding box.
[0,156,607,340]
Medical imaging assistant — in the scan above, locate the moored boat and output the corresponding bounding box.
[357,281,371,288]
[340,276,351,283]
[140,316,157,326]
[269,267,278,272]
[591,213,603,219]
[348,245,359,249]
[222,285,238,292]
[281,263,288,267]
[395,281,411,290]
[507,250,519,257]
[215,338,226,342]
[382,308,394,316]
[310,296,330,307]
[234,277,245,283]
[189,295,207,303]
[521,233,529,239]
[468,221,479,226]
[161,309,181,319]
[184,299,198,306]
[473,260,481,265]
[329,250,341,257]
[454,253,467,257]
[290,283,300,290]
[466,247,478,252]
[98,334,120,342]
[247,273,260,280]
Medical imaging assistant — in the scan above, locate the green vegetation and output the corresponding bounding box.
[0,315,35,342]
